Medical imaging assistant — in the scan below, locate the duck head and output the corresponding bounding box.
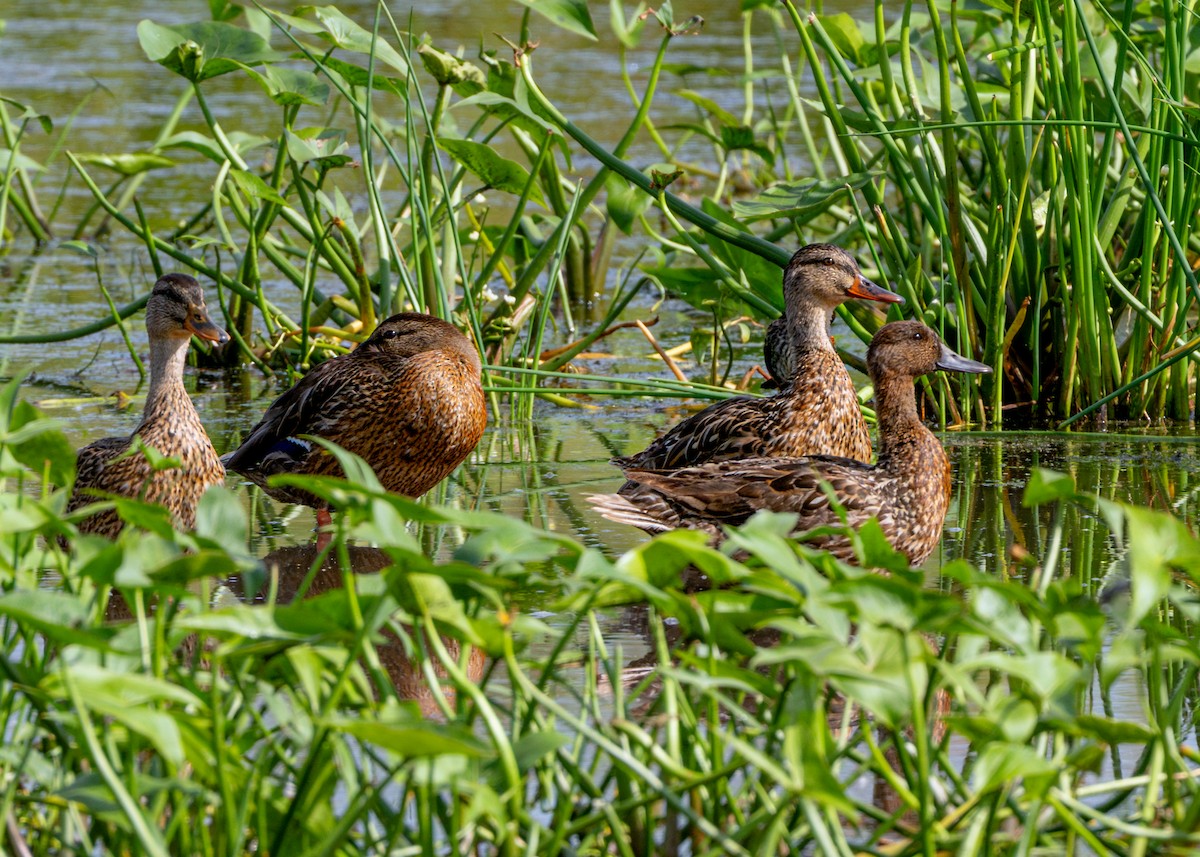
[147,273,229,345]
[782,243,903,311]
[866,319,992,380]
[358,313,481,370]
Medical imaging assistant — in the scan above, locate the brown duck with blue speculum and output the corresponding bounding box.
[66,273,230,539]
[222,312,487,518]
[613,244,902,483]
[591,320,991,567]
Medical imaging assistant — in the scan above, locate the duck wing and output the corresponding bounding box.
[613,396,768,471]
[223,356,372,472]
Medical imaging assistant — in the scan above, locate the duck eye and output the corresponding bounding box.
[913,332,923,340]
[382,328,399,340]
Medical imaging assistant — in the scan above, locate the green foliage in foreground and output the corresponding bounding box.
[4,389,1200,854]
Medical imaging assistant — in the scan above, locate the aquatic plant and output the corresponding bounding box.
[3,383,1200,853]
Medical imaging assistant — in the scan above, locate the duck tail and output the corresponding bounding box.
[587,493,674,536]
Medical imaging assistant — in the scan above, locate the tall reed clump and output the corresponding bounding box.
[5,385,1200,853]
[766,0,1200,425]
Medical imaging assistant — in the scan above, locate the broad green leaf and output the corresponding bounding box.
[226,169,287,205]
[1022,467,1077,507]
[0,148,46,173]
[732,173,879,223]
[137,19,284,82]
[273,6,409,75]
[815,13,867,65]
[72,152,175,177]
[604,171,652,231]
[240,64,329,106]
[160,130,272,162]
[284,128,352,168]
[674,89,739,126]
[3,399,75,486]
[516,0,597,41]
[329,716,491,758]
[970,742,1058,798]
[511,731,569,772]
[437,137,545,203]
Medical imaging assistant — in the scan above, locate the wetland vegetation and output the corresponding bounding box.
[3,0,1200,853]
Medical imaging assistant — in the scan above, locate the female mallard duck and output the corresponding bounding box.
[222,313,487,516]
[591,321,991,566]
[613,244,901,478]
[66,273,229,538]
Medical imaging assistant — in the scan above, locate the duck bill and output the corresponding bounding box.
[936,342,992,374]
[187,312,231,345]
[846,274,904,305]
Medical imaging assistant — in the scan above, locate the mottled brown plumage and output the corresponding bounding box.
[591,321,991,566]
[222,312,487,509]
[66,273,229,538]
[613,244,901,482]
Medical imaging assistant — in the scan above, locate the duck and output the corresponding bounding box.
[66,273,229,538]
[613,244,901,479]
[590,320,991,566]
[222,312,487,521]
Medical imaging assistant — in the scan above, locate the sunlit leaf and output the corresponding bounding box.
[438,137,544,204]
[733,173,879,223]
[271,6,409,75]
[137,19,284,82]
[515,0,597,41]
[1022,467,1077,507]
[604,173,652,234]
[72,152,175,176]
[329,716,491,758]
[226,169,288,205]
[240,64,329,106]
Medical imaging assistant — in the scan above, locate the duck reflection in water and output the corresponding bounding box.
[251,544,486,718]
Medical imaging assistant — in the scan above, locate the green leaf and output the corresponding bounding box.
[226,169,287,205]
[1022,467,1077,507]
[160,130,272,163]
[3,399,76,486]
[329,716,491,758]
[604,173,651,234]
[240,64,329,107]
[269,6,408,75]
[510,731,569,772]
[674,89,739,126]
[0,148,46,173]
[515,0,597,41]
[72,152,175,177]
[137,19,284,82]
[437,137,545,204]
[815,13,867,65]
[284,128,352,168]
[732,173,879,223]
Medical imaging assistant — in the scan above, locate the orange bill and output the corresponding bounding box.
[846,274,904,305]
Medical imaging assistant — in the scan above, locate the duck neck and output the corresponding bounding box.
[785,298,835,355]
[142,334,193,418]
[874,374,938,466]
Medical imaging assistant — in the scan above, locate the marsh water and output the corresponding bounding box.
[3,1,1200,737]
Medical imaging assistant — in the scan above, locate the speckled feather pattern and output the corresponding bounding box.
[613,244,892,483]
[66,273,227,539]
[614,346,872,475]
[592,321,988,567]
[222,313,487,509]
[67,399,226,537]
